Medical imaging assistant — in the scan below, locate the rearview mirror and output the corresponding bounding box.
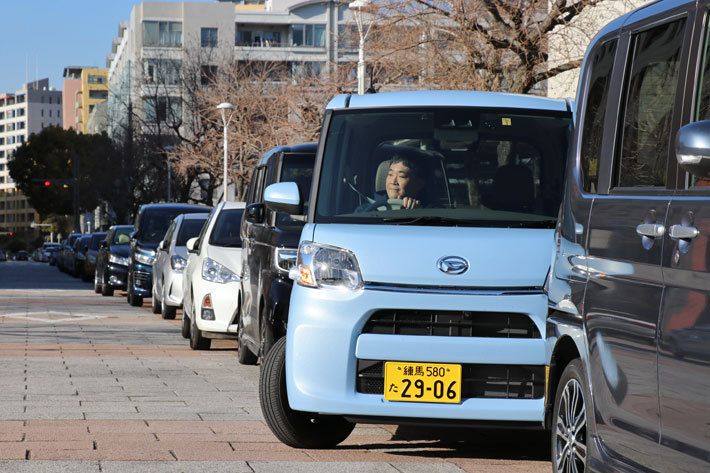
[264,182,302,215]
[186,237,199,253]
[675,120,710,178]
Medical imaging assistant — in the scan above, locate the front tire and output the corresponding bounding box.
[552,359,588,473]
[181,312,190,339]
[260,337,355,449]
[101,273,114,297]
[151,287,161,314]
[94,273,102,293]
[189,312,211,350]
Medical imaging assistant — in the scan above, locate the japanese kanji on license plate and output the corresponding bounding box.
[383,362,462,403]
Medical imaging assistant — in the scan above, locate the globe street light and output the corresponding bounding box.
[349,0,373,95]
[217,102,235,202]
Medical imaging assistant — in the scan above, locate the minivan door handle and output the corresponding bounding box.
[636,223,665,238]
[669,225,699,240]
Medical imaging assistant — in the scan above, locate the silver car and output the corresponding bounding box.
[152,213,209,319]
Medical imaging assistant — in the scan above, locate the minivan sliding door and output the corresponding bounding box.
[658,8,710,470]
[584,16,688,470]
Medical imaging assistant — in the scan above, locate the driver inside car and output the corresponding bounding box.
[356,154,430,212]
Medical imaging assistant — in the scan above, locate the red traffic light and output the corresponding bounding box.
[43,180,51,187]
[8,232,13,237]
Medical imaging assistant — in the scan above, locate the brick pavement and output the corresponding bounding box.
[0,261,552,472]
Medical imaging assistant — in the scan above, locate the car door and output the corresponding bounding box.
[583,13,690,470]
[155,220,176,298]
[657,9,710,471]
[242,165,268,342]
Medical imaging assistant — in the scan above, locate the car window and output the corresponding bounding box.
[140,209,200,243]
[176,218,207,246]
[112,227,132,244]
[275,154,314,228]
[316,107,571,226]
[615,19,685,188]
[580,39,617,194]
[89,234,105,250]
[164,221,177,244]
[208,209,244,247]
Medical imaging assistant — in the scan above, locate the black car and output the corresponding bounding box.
[82,232,107,283]
[57,233,82,273]
[72,235,91,277]
[95,225,133,296]
[546,2,710,472]
[127,203,211,307]
[239,143,315,363]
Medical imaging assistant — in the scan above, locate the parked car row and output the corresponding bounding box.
[45,1,710,469]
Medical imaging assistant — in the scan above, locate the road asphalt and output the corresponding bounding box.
[0,260,551,472]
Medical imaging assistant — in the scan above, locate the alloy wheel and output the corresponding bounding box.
[555,377,587,473]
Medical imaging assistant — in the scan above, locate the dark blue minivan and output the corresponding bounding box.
[127,203,211,307]
[547,1,710,472]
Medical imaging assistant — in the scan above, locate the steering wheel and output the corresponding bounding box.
[358,198,404,212]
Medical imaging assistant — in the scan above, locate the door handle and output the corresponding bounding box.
[669,225,699,240]
[636,223,665,238]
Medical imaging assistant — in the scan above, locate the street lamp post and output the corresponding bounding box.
[349,0,373,95]
[216,102,235,202]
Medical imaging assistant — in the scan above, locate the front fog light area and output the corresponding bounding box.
[201,294,215,320]
[290,241,363,290]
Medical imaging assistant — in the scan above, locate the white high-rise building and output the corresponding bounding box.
[0,79,62,233]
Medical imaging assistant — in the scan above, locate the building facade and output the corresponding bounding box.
[0,79,62,233]
[106,0,358,140]
[76,68,109,133]
[62,67,82,130]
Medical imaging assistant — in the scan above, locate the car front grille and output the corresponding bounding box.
[356,360,545,399]
[362,310,540,338]
[134,270,151,287]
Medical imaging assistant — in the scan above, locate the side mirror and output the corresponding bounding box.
[186,237,199,254]
[264,182,302,215]
[158,240,166,251]
[130,231,137,240]
[245,203,265,224]
[676,120,710,178]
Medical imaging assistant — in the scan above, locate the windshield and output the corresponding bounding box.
[140,209,199,243]
[316,107,571,227]
[176,218,207,246]
[276,154,314,229]
[208,209,244,247]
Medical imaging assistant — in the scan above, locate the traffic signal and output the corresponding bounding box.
[43,180,51,187]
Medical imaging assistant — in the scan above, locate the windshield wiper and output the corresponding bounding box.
[382,216,472,226]
[507,220,556,229]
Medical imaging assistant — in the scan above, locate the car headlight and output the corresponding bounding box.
[109,254,130,266]
[171,255,187,271]
[289,241,363,290]
[272,247,298,276]
[134,249,156,265]
[202,257,239,284]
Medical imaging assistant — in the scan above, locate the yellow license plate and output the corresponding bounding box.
[384,362,462,403]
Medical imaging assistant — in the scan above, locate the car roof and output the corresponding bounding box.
[257,143,318,167]
[180,212,210,220]
[217,201,246,210]
[326,90,571,113]
[139,203,211,213]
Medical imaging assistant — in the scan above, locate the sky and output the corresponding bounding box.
[0,0,214,94]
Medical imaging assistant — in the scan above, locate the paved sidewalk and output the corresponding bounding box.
[0,262,551,472]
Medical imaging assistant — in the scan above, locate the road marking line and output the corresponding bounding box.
[0,311,109,323]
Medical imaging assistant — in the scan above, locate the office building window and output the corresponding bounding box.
[88,75,106,85]
[201,27,218,47]
[144,96,182,123]
[89,90,108,100]
[144,59,182,85]
[201,65,218,85]
[143,21,182,47]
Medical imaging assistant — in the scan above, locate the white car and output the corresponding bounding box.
[152,212,210,319]
[182,201,245,350]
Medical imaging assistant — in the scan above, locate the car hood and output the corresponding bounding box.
[206,246,243,277]
[109,245,130,257]
[309,224,554,288]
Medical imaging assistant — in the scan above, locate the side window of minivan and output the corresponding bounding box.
[580,39,617,194]
[690,19,710,188]
[615,19,686,188]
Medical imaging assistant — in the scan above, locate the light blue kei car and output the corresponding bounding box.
[259,90,574,448]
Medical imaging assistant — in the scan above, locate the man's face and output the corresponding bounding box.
[386,161,423,199]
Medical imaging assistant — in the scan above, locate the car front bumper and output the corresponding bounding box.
[106,263,128,289]
[131,263,153,297]
[162,269,184,307]
[286,284,549,423]
[193,279,240,334]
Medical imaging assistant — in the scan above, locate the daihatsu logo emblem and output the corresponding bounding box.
[437,256,469,275]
